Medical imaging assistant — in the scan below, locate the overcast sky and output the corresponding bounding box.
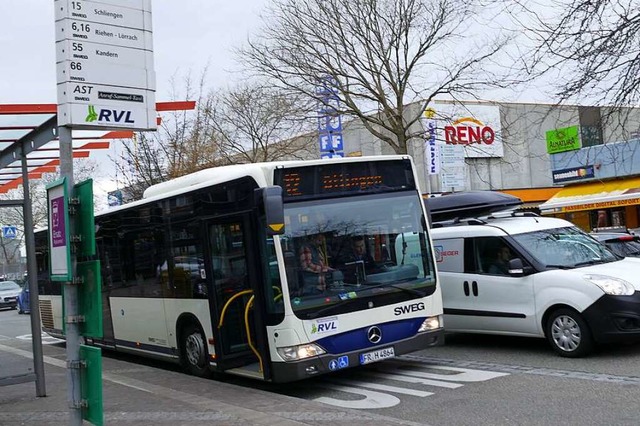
[0,1,268,103]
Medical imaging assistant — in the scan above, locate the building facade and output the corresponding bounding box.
[330,100,640,231]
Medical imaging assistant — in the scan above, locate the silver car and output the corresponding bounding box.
[590,232,640,258]
[0,281,21,310]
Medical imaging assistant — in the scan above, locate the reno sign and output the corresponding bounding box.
[435,102,503,158]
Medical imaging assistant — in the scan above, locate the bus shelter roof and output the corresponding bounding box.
[0,101,195,194]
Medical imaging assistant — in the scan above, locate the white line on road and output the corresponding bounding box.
[368,371,464,388]
[332,378,433,397]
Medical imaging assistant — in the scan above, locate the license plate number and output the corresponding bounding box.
[359,347,395,365]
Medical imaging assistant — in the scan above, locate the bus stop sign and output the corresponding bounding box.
[2,226,17,239]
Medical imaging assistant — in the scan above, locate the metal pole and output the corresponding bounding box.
[20,146,46,397]
[58,125,82,425]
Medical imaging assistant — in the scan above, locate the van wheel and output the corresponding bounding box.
[545,308,593,357]
[180,323,211,378]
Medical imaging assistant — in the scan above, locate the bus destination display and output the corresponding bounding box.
[275,160,415,200]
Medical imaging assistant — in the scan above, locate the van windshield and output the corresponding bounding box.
[512,226,619,268]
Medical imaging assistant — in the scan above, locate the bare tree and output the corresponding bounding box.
[514,0,640,108]
[112,69,226,200]
[239,0,511,154]
[112,133,168,201]
[211,83,316,163]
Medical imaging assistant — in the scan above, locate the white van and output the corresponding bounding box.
[430,211,640,357]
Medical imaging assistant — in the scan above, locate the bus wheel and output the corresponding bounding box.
[545,308,593,358]
[180,323,210,377]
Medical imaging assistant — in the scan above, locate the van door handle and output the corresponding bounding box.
[472,281,478,297]
[463,281,470,296]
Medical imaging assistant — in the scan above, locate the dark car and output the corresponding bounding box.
[17,281,30,314]
[0,280,21,310]
[590,231,640,258]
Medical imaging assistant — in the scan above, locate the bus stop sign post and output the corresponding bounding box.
[49,126,83,426]
[75,179,105,425]
[48,175,105,425]
[74,179,104,425]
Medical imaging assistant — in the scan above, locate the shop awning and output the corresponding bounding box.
[539,177,640,213]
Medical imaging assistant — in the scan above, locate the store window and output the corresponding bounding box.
[589,208,626,230]
[579,107,603,147]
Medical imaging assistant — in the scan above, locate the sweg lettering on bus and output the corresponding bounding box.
[394,302,425,316]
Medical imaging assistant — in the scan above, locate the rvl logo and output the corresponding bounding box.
[86,105,134,124]
[317,321,337,332]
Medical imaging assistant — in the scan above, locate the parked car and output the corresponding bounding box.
[590,231,640,258]
[17,281,30,314]
[0,280,22,310]
[427,191,640,358]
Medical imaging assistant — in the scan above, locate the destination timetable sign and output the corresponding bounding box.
[55,40,154,70]
[55,0,156,131]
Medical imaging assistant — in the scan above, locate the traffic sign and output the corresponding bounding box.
[55,40,154,69]
[54,0,151,29]
[2,226,17,239]
[47,178,72,281]
[55,19,153,52]
[55,0,156,131]
[57,82,156,107]
[56,60,156,91]
[57,102,157,130]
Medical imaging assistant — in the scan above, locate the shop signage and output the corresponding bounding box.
[552,165,595,184]
[423,107,439,175]
[561,197,640,213]
[432,102,503,158]
[546,125,581,154]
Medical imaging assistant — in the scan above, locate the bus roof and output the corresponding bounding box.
[33,155,414,233]
[142,155,411,200]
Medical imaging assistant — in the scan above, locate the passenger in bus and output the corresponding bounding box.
[299,233,335,294]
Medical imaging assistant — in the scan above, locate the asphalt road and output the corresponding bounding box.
[2,309,640,425]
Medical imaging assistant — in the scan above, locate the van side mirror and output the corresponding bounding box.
[255,186,285,236]
[508,258,525,276]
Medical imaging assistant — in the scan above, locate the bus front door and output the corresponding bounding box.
[207,216,270,379]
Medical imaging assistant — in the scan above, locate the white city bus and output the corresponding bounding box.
[36,156,443,382]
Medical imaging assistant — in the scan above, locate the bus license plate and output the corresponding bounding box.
[359,347,395,365]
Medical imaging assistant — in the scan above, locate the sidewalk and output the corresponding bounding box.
[0,342,426,426]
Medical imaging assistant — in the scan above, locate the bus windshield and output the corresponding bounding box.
[279,191,436,319]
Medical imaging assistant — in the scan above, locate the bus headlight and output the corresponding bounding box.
[584,274,635,296]
[277,343,326,361]
[418,315,442,332]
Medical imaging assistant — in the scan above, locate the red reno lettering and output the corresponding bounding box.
[444,117,495,145]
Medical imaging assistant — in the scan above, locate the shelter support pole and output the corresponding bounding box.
[20,146,46,397]
[59,125,82,425]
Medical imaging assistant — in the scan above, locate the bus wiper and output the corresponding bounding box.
[363,282,429,297]
[306,297,361,319]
